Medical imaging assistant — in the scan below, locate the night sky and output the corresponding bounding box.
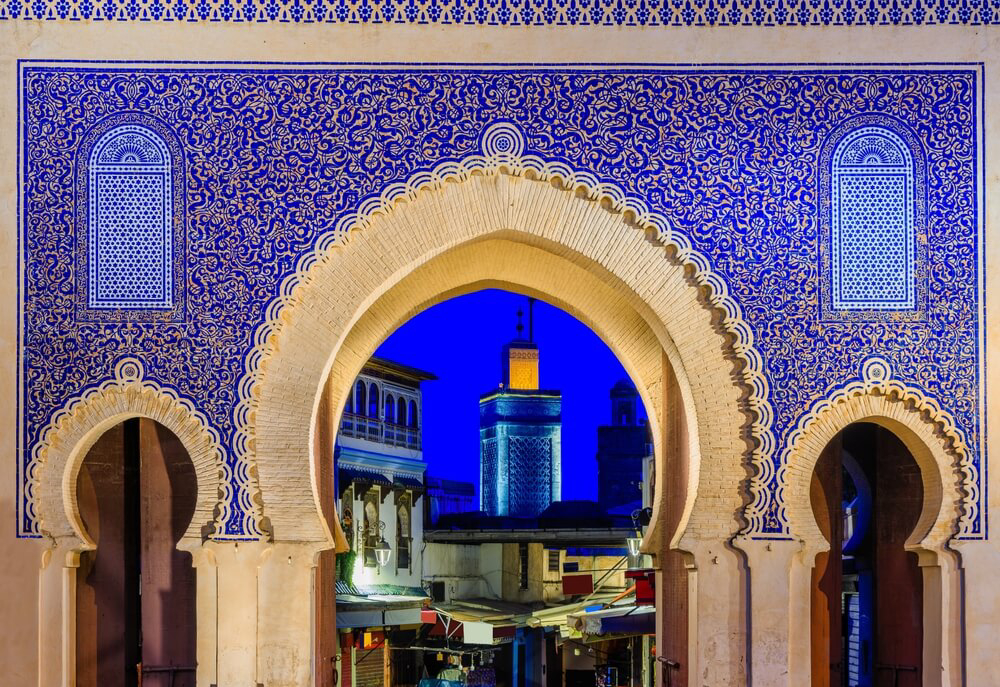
[374,289,638,503]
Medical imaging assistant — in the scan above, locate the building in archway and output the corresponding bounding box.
[334,356,434,687]
[480,319,562,518]
[596,379,652,514]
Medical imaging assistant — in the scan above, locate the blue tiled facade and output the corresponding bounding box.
[17,64,984,540]
[480,390,563,517]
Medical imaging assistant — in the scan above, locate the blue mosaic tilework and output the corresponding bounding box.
[3,0,1000,24]
[831,126,916,311]
[18,66,982,539]
[507,436,553,517]
[88,125,173,310]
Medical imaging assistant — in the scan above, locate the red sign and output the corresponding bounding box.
[562,574,594,596]
[625,569,656,606]
[421,609,438,624]
[493,625,516,640]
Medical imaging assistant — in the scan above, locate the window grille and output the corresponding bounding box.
[87,124,173,310]
[830,126,916,311]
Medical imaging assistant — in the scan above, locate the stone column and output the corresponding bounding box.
[184,542,218,687]
[190,540,325,687]
[735,537,807,687]
[211,541,264,687]
[257,542,324,687]
[37,538,83,687]
[682,539,749,687]
[927,543,971,687]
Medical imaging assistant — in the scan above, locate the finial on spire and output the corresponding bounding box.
[516,309,524,338]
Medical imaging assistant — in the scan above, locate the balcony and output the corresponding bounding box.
[340,412,421,451]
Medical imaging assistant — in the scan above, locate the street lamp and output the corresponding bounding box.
[628,507,651,565]
[374,536,392,567]
[626,536,643,558]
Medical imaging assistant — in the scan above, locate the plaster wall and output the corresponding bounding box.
[422,542,499,600]
[1,19,999,687]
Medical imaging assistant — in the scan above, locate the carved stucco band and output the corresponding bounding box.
[235,143,779,540]
[30,357,225,546]
[779,357,973,554]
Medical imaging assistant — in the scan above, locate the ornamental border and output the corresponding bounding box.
[2,0,1000,26]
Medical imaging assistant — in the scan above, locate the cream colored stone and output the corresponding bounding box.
[2,19,1000,687]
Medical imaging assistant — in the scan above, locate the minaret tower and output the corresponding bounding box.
[479,300,562,517]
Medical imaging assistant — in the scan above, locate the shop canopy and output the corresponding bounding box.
[567,602,656,638]
[425,598,535,645]
[336,581,430,629]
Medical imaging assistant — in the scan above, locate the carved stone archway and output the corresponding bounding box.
[241,138,776,685]
[781,358,969,686]
[32,356,224,549]
[240,146,775,549]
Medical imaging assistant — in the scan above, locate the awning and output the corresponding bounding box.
[394,475,425,490]
[339,467,392,488]
[567,603,656,637]
[425,599,534,645]
[336,604,425,630]
[336,582,430,629]
[525,593,620,633]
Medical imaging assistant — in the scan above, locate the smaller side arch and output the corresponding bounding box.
[782,358,971,561]
[31,357,224,549]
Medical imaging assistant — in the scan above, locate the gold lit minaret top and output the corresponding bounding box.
[502,300,540,391]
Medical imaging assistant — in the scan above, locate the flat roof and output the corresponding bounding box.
[365,355,438,382]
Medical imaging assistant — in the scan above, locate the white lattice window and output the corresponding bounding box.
[88,125,173,310]
[831,126,916,311]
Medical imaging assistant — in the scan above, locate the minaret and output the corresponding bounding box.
[479,300,562,517]
[501,305,540,390]
[596,379,652,512]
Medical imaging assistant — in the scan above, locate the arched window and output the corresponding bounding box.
[363,492,379,568]
[355,380,366,417]
[345,388,353,414]
[409,400,418,429]
[396,495,411,572]
[88,125,173,310]
[385,395,395,424]
[368,382,379,418]
[397,399,407,427]
[830,126,916,311]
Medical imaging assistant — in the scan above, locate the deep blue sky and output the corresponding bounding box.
[375,289,639,502]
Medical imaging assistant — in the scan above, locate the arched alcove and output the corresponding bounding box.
[75,418,198,687]
[782,363,968,686]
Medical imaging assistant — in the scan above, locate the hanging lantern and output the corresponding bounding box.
[374,537,392,567]
[626,536,642,558]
